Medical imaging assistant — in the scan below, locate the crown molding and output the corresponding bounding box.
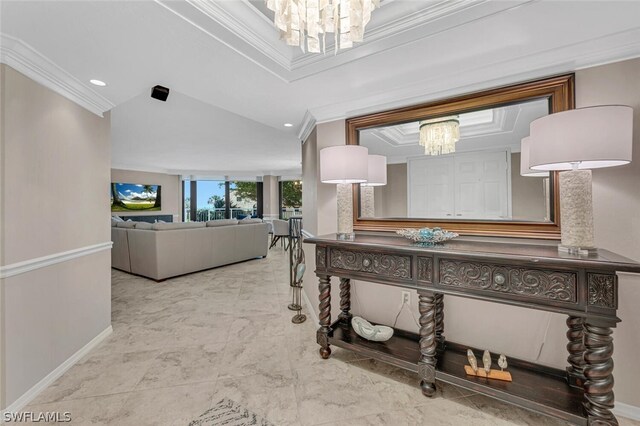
[186,0,291,70]
[0,33,115,117]
[310,28,640,124]
[290,0,492,70]
[298,110,316,143]
[154,0,293,82]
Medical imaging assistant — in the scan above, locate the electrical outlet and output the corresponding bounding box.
[401,291,410,305]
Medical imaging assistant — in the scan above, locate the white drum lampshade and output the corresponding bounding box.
[520,137,548,177]
[529,105,633,171]
[528,105,634,254]
[362,155,387,186]
[320,145,369,240]
[360,155,387,218]
[320,145,369,184]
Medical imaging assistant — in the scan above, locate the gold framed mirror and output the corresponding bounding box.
[347,74,574,239]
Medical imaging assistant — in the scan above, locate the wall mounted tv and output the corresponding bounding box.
[111,183,161,212]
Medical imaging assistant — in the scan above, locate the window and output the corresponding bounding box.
[229,181,258,218]
[280,180,302,219]
[182,179,262,221]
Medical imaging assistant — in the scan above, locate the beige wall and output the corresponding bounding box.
[0,65,112,409]
[110,169,181,221]
[302,57,640,409]
[373,163,408,217]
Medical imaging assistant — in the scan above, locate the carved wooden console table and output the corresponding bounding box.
[305,234,640,425]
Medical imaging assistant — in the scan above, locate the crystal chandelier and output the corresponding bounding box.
[265,0,379,53]
[419,116,460,156]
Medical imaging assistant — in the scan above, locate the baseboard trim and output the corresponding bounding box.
[301,287,319,326]
[0,242,112,279]
[614,401,640,421]
[1,325,113,414]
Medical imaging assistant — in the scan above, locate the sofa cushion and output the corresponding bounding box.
[111,215,124,222]
[237,218,263,224]
[111,219,119,227]
[152,222,206,231]
[116,221,137,229]
[206,219,239,227]
[135,221,153,230]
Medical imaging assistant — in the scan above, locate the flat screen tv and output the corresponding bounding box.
[111,183,161,212]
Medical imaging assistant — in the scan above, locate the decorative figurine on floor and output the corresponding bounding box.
[467,349,478,373]
[483,350,492,374]
[351,316,394,342]
[464,349,513,382]
[498,354,508,371]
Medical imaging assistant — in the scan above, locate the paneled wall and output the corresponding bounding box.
[0,64,112,409]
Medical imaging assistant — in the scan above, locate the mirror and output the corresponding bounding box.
[347,75,574,238]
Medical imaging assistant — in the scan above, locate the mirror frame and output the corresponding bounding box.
[347,74,574,239]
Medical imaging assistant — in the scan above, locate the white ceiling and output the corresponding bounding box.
[360,99,548,163]
[2,0,640,176]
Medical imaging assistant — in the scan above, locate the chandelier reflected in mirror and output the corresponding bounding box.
[419,116,460,156]
[265,0,379,53]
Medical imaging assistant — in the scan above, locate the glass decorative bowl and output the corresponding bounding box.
[396,227,459,245]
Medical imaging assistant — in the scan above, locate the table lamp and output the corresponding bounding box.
[360,154,387,217]
[529,105,633,254]
[320,145,369,240]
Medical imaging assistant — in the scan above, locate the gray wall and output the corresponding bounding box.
[302,57,640,409]
[0,64,112,409]
[511,152,547,221]
[110,169,182,221]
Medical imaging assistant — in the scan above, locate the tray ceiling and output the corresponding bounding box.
[2,0,640,175]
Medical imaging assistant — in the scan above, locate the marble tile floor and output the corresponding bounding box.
[21,248,639,426]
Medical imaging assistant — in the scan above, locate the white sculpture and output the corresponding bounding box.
[467,349,478,373]
[498,354,508,371]
[351,316,394,342]
[482,350,492,374]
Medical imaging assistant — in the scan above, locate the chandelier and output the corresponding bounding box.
[419,116,460,156]
[265,0,379,53]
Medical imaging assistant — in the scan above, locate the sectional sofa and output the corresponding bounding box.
[111,219,269,280]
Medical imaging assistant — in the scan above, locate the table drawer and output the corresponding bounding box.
[438,259,577,304]
[328,248,412,280]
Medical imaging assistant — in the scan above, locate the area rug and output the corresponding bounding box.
[189,398,274,426]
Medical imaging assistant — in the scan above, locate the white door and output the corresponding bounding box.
[454,151,510,219]
[408,157,454,219]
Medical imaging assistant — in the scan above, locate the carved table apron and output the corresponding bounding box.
[306,234,640,426]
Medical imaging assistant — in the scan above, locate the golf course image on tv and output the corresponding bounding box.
[111,183,161,211]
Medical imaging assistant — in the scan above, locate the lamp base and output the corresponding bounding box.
[558,245,598,256]
[559,170,595,249]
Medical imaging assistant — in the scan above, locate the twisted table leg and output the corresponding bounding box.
[566,315,586,387]
[583,320,617,425]
[418,292,437,397]
[338,278,352,322]
[434,293,445,351]
[317,275,332,359]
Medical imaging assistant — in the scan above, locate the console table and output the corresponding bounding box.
[305,234,640,425]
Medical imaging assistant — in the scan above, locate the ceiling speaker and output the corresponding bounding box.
[151,85,170,102]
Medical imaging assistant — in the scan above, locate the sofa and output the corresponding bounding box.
[111,219,269,280]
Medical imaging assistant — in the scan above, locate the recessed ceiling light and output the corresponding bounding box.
[284,123,293,127]
[89,79,107,87]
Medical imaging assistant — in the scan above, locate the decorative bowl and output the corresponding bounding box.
[351,316,394,342]
[396,227,458,245]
